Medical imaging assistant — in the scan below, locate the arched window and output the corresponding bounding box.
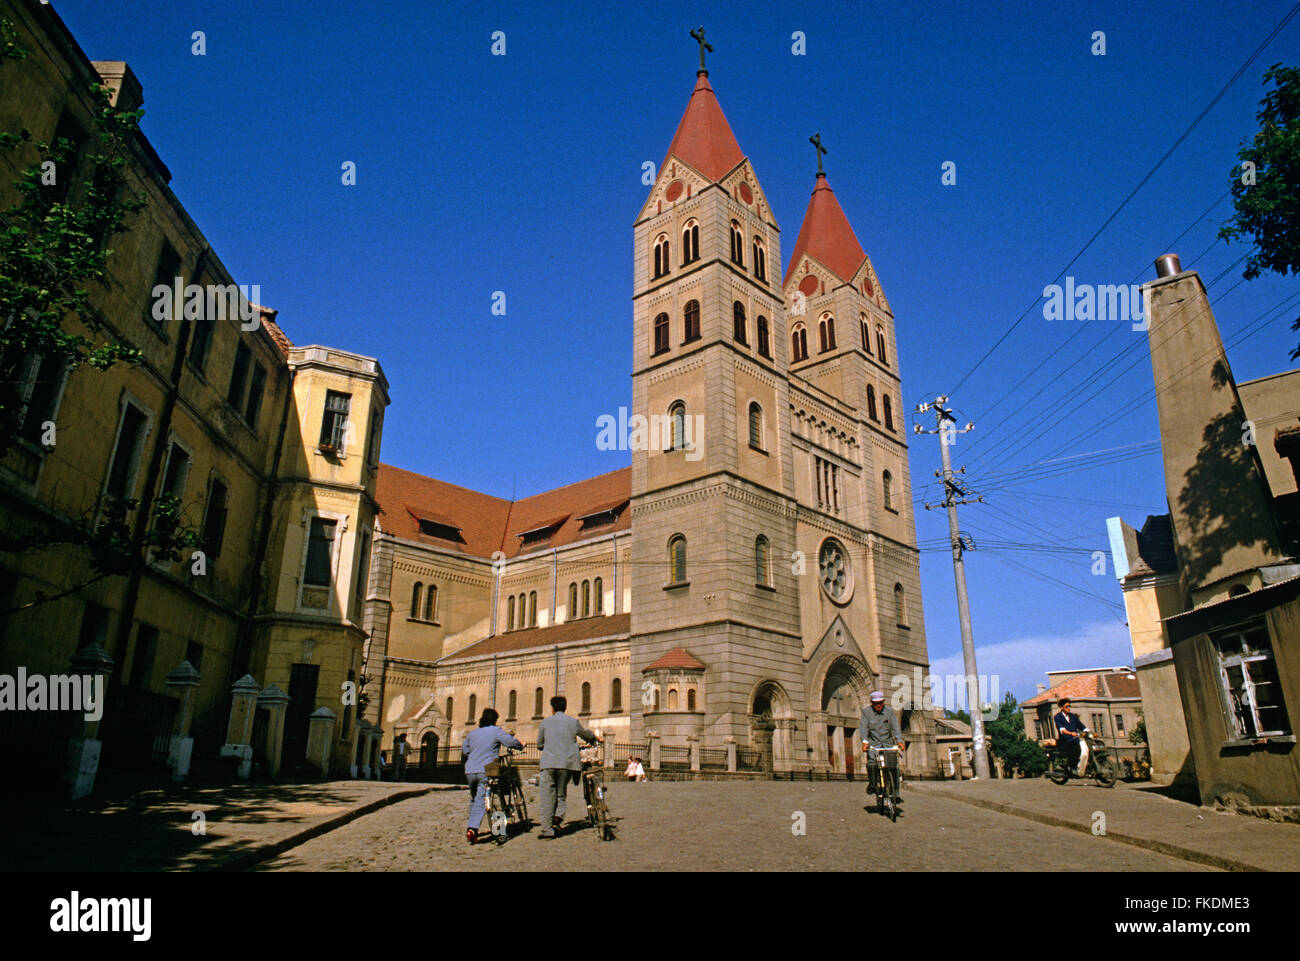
[653,234,670,279]
[861,313,872,353]
[582,579,591,618]
[581,681,591,715]
[819,313,836,352]
[654,687,661,712]
[668,401,687,451]
[534,687,544,718]
[867,385,878,421]
[611,678,623,713]
[682,220,699,264]
[594,577,604,614]
[753,237,767,281]
[876,324,888,365]
[467,693,476,722]
[411,581,422,619]
[653,312,670,354]
[568,582,578,619]
[883,394,894,431]
[895,583,907,625]
[507,689,517,720]
[733,301,747,345]
[757,315,770,358]
[791,324,808,362]
[730,221,744,266]
[883,470,893,511]
[668,534,687,584]
[755,535,771,586]
[528,591,538,626]
[518,593,526,627]
[668,688,679,711]
[688,688,697,711]
[683,299,700,342]
[748,402,764,450]
[424,584,437,621]
[445,696,453,722]
[507,594,515,631]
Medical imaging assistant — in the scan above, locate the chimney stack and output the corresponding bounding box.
[1153,253,1182,278]
[91,61,143,113]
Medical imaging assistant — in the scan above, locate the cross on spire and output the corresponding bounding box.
[810,132,827,175]
[690,26,713,74]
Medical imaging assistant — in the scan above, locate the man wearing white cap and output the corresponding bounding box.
[861,691,905,805]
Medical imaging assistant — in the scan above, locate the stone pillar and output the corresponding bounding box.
[687,735,700,772]
[164,660,201,781]
[725,735,737,773]
[220,674,260,778]
[307,706,337,778]
[647,731,661,771]
[258,684,290,777]
[774,718,797,774]
[65,642,114,800]
[353,719,372,778]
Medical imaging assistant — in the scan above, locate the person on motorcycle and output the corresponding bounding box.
[860,691,905,803]
[1053,697,1089,777]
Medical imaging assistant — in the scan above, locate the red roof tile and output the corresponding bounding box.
[643,647,705,671]
[1022,671,1141,707]
[441,613,632,662]
[783,173,868,285]
[254,305,293,357]
[662,73,745,183]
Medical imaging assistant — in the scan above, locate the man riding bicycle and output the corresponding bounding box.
[860,691,905,804]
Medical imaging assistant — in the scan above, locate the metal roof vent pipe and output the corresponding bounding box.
[1154,253,1182,278]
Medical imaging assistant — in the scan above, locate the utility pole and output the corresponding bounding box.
[916,395,990,780]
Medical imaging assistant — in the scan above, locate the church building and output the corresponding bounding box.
[365,40,935,776]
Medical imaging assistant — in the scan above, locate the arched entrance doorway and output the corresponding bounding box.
[749,681,793,773]
[819,656,873,776]
[420,731,439,767]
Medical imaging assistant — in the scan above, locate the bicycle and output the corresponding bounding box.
[1046,731,1117,788]
[483,748,530,843]
[580,747,613,841]
[867,746,902,822]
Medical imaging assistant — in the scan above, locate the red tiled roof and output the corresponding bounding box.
[375,464,632,559]
[662,73,745,183]
[440,613,632,662]
[783,173,868,285]
[643,647,705,671]
[1022,671,1141,707]
[255,305,293,357]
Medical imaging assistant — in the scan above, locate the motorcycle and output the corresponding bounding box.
[1045,731,1116,787]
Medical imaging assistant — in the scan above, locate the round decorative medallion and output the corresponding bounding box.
[862,277,874,298]
[818,538,853,604]
[799,274,820,297]
[665,179,684,202]
[737,181,753,204]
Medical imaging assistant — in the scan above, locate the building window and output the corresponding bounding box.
[160,439,192,505]
[320,390,351,452]
[867,385,878,421]
[503,689,516,721]
[876,324,888,365]
[791,324,808,362]
[818,313,836,352]
[757,316,770,358]
[43,110,87,207]
[366,409,383,466]
[424,584,438,622]
[466,694,477,723]
[411,582,423,619]
[1212,621,1291,738]
[653,312,670,354]
[730,221,744,267]
[883,470,893,511]
[668,688,679,711]
[4,350,66,448]
[894,583,907,625]
[755,535,771,586]
[668,534,687,584]
[303,518,337,589]
[860,314,871,354]
[818,538,851,602]
[1091,713,1105,736]
[667,401,688,452]
[105,400,151,501]
[507,594,516,631]
[594,577,604,615]
[611,678,623,713]
[244,363,266,430]
[581,682,592,715]
[752,237,767,282]
[688,688,697,712]
[534,687,544,719]
[683,300,701,342]
[528,590,538,626]
[749,402,764,450]
[186,299,212,374]
[568,582,578,620]
[227,341,251,410]
[733,301,747,345]
[201,478,229,559]
[682,220,700,264]
[582,580,591,618]
[446,696,453,722]
[883,394,894,431]
[653,234,670,279]
[149,241,182,335]
[1116,714,1126,735]
[814,457,840,512]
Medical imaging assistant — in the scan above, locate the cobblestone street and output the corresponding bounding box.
[258,780,1213,872]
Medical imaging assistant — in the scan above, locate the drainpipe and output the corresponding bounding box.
[490,555,500,636]
[550,548,558,626]
[491,654,498,711]
[554,644,561,698]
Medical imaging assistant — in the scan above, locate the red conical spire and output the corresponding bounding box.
[784,173,867,285]
[662,73,745,184]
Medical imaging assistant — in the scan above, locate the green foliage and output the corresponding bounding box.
[1128,708,1148,746]
[985,692,1048,777]
[1217,63,1300,359]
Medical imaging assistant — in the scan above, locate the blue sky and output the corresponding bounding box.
[51,0,1300,704]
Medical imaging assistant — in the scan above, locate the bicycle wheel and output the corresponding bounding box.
[511,781,529,825]
[1094,755,1117,788]
[592,780,611,840]
[889,768,900,822]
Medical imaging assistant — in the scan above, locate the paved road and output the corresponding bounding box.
[258,779,1213,871]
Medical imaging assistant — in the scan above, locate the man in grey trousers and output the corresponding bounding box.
[536,695,601,839]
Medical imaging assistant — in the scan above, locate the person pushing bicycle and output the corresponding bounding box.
[860,691,905,805]
[461,707,524,844]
